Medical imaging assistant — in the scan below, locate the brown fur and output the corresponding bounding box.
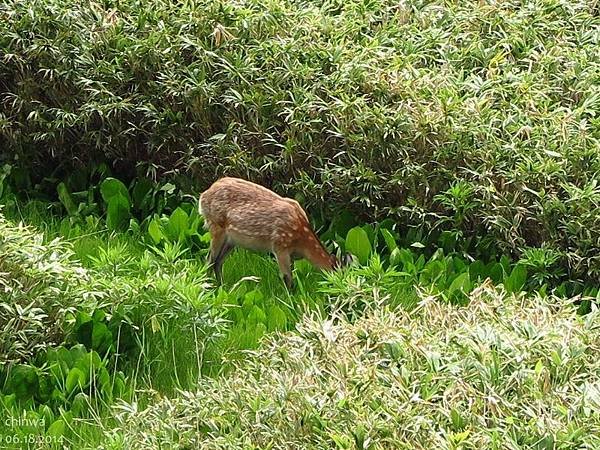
[199,177,336,287]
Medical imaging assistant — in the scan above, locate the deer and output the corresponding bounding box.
[199,177,346,288]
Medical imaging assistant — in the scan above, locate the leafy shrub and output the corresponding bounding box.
[105,285,600,449]
[0,212,91,363]
[146,203,208,250]
[0,343,127,445]
[340,222,535,304]
[0,343,126,411]
[1,0,600,280]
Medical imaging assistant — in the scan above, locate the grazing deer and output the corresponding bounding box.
[199,177,344,288]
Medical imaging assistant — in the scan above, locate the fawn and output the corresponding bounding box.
[199,177,344,288]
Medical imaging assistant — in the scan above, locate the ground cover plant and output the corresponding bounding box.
[104,285,600,450]
[1,0,600,448]
[1,195,598,448]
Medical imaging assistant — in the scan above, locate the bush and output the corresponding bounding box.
[1,0,600,279]
[0,211,89,363]
[104,284,600,449]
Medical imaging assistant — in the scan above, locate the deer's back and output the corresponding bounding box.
[200,177,310,249]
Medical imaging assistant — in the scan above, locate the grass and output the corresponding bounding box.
[0,200,421,447]
[1,0,600,445]
[0,199,598,448]
[0,201,387,389]
[102,285,600,450]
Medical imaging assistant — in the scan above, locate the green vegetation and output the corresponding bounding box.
[1,0,600,280]
[0,194,598,448]
[1,0,599,448]
[107,288,600,449]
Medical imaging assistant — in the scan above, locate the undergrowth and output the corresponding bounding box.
[0,193,598,447]
[103,285,600,449]
[1,0,599,445]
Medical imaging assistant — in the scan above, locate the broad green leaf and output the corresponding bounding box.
[92,322,112,351]
[47,419,66,438]
[254,322,267,342]
[57,346,73,369]
[420,260,445,285]
[447,272,471,299]
[380,228,397,253]
[396,248,414,268]
[167,207,189,240]
[98,367,110,388]
[106,194,130,230]
[89,350,102,370]
[100,177,130,203]
[452,257,467,273]
[1,394,16,408]
[346,226,372,265]
[469,260,486,282]
[66,368,86,394]
[377,218,395,231]
[57,182,78,216]
[131,178,153,210]
[535,359,544,376]
[39,405,54,427]
[505,264,527,293]
[37,376,53,402]
[489,263,505,284]
[69,344,87,363]
[50,388,66,404]
[71,392,89,417]
[92,309,106,322]
[362,224,376,246]
[148,218,163,243]
[440,230,459,252]
[430,248,445,261]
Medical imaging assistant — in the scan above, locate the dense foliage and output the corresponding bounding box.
[107,286,600,449]
[0,213,88,363]
[0,196,597,447]
[1,0,600,279]
[0,207,225,447]
[1,0,600,447]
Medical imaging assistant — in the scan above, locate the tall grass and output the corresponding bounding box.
[1,193,598,448]
[104,284,600,449]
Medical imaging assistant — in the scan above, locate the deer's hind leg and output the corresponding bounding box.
[213,239,234,284]
[208,225,234,284]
